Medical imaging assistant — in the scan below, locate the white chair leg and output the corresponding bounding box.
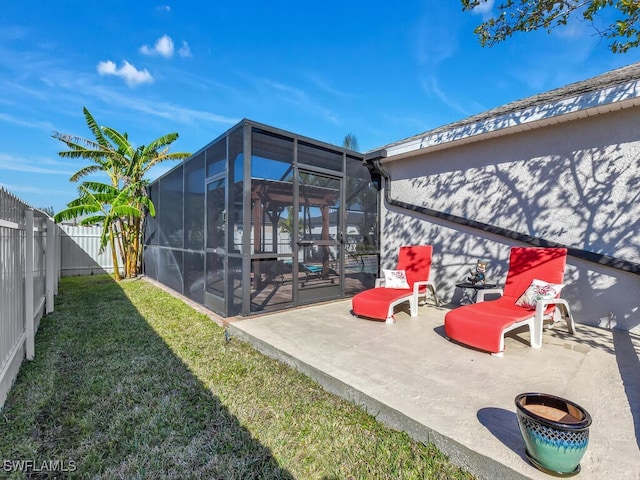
[413,282,439,307]
[556,299,576,333]
[532,310,544,349]
[410,296,418,317]
[491,333,506,357]
[428,285,440,306]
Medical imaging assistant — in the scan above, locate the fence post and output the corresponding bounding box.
[46,218,55,313]
[55,224,60,294]
[25,209,35,360]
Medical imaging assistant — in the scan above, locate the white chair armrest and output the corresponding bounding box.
[476,288,503,303]
[413,280,440,306]
[413,280,429,293]
[375,278,385,288]
[535,298,575,334]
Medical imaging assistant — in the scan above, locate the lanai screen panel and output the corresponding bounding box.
[143,183,159,280]
[298,141,342,171]
[344,156,380,293]
[250,130,294,255]
[249,129,294,312]
[158,167,184,249]
[228,128,244,315]
[184,153,205,250]
[184,154,205,303]
[206,140,225,178]
[157,166,184,294]
[143,119,380,318]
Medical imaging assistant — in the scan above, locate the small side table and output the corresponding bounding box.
[455,282,498,304]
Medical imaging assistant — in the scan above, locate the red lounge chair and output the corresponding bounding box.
[444,247,576,357]
[351,245,439,323]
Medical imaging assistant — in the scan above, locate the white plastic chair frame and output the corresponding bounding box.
[476,288,576,358]
[375,278,440,323]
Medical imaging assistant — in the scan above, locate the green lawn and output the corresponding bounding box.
[0,275,474,479]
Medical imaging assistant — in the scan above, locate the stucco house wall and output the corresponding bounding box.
[373,65,640,332]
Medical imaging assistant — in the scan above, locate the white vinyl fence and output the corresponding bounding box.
[60,225,118,276]
[0,188,61,410]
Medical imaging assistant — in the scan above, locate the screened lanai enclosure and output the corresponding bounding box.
[144,120,381,317]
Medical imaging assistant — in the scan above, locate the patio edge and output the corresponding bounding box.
[228,323,531,480]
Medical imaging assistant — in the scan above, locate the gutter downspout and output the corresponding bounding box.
[364,151,640,276]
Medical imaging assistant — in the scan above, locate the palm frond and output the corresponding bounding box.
[83,107,112,149]
[56,151,114,171]
[88,193,118,204]
[146,198,156,217]
[124,150,143,179]
[111,205,144,217]
[128,193,154,211]
[53,204,101,223]
[79,214,107,226]
[69,165,102,182]
[145,132,180,152]
[65,197,89,208]
[158,151,191,161]
[79,181,120,196]
[51,131,108,152]
[142,151,190,172]
[112,184,142,206]
[102,126,135,158]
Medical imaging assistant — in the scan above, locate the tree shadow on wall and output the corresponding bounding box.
[389,119,640,331]
[383,112,640,451]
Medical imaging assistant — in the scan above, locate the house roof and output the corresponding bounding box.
[378,62,640,161]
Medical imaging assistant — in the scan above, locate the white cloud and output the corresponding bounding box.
[415,6,458,67]
[156,5,171,13]
[96,60,154,87]
[0,112,54,131]
[258,78,340,125]
[0,153,74,175]
[178,41,192,58]
[140,34,174,58]
[77,81,239,125]
[305,72,351,98]
[471,0,495,17]
[421,75,471,118]
[0,182,70,196]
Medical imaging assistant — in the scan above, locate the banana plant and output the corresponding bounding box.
[53,107,189,279]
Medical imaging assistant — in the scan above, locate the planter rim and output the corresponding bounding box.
[515,392,592,430]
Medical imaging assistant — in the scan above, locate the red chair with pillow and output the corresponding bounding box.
[352,245,439,323]
[444,247,575,357]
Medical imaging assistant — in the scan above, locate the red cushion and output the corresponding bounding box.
[396,245,432,288]
[444,247,568,354]
[444,298,534,353]
[352,245,433,321]
[502,247,567,299]
[352,287,412,320]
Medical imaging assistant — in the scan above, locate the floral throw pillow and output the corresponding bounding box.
[515,279,565,310]
[382,269,410,289]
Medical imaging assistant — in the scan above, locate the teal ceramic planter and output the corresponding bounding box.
[515,393,592,477]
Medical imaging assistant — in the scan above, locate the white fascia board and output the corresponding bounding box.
[383,80,640,162]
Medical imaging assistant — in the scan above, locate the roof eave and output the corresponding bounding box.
[381,80,640,164]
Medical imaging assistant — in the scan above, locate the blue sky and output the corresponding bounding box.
[2,1,640,214]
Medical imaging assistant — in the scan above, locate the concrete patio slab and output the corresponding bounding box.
[227,300,640,480]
